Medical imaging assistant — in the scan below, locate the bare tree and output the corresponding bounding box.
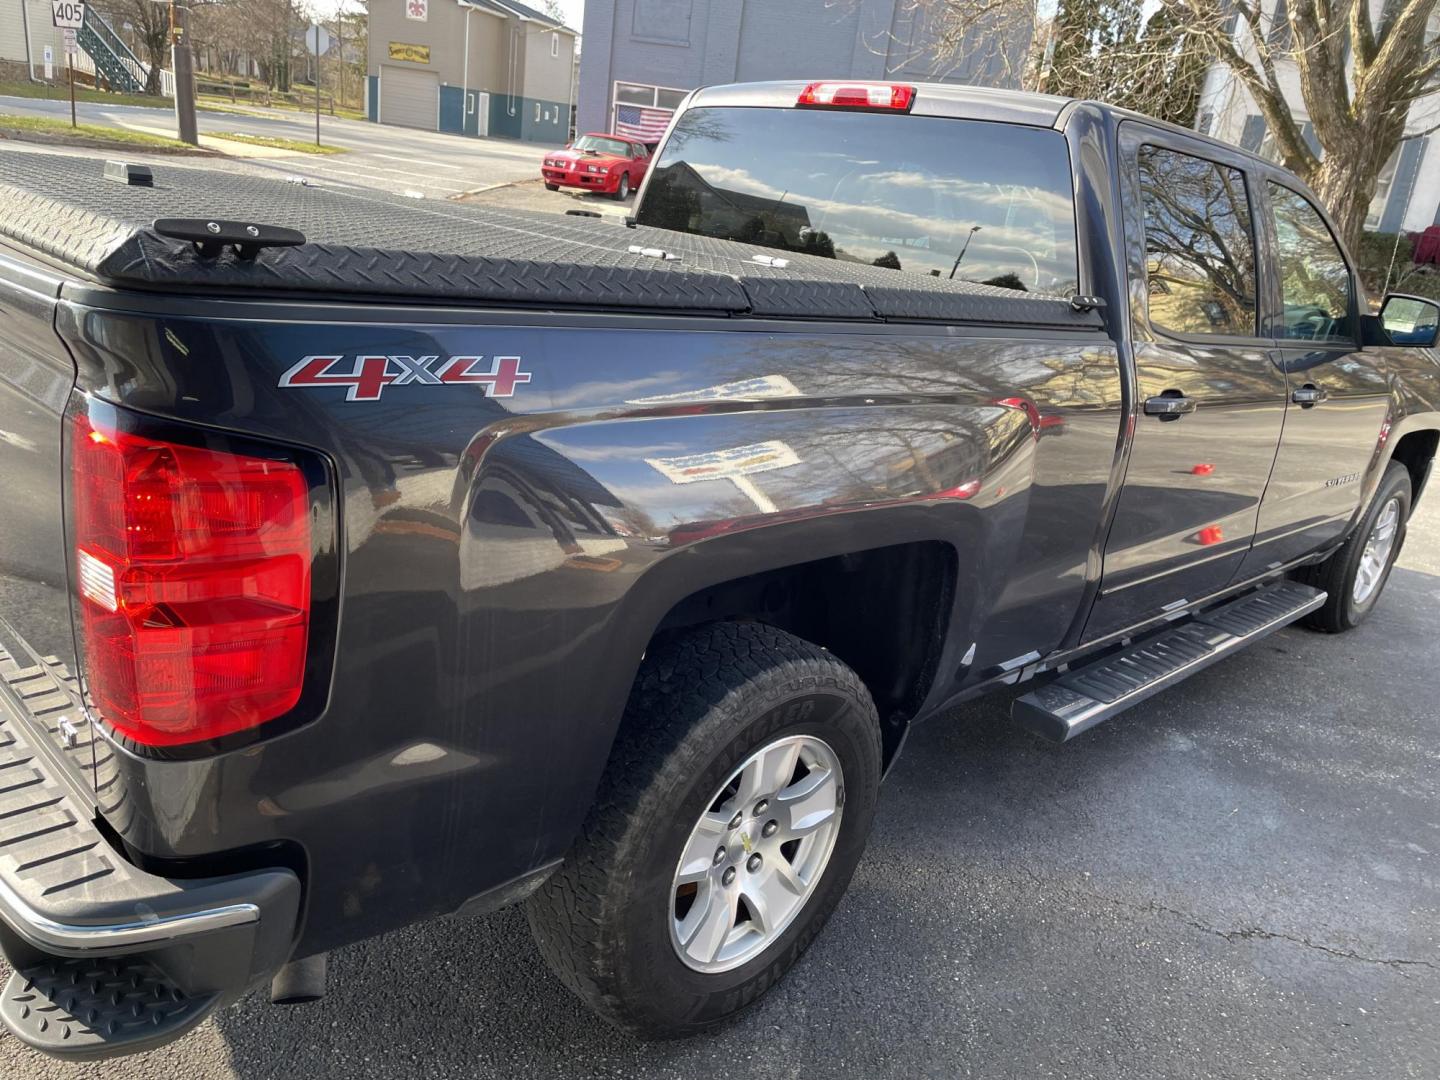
[189,0,303,88]
[1033,0,1208,125]
[1178,0,1440,250]
[839,0,1039,86]
[93,0,172,94]
[913,0,1440,250]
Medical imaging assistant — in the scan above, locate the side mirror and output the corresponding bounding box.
[1379,294,1440,347]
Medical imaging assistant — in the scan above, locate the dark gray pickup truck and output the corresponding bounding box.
[0,81,1436,1061]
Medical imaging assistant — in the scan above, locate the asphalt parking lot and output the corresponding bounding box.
[3,495,1437,1079]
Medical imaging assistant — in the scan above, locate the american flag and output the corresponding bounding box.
[615,104,671,142]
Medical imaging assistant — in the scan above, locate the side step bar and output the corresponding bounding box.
[1012,581,1325,743]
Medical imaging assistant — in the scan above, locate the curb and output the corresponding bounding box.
[457,180,521,198]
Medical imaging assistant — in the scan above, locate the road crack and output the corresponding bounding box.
[1012,863,1436,974]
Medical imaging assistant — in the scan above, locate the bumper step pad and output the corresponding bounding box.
[1,956,218,1059]
[1012,580,1326,742]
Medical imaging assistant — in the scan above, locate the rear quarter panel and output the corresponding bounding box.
[58,298,1121,952]
[1376,342,1440,504]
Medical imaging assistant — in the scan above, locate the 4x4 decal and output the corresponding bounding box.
[279,355,532,402]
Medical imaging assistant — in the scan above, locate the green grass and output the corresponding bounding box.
[197,93,367,123]
[0,81,320,118]
[0,81,170,110]
[0,112,197,150]
[0,82,366,122]
[207,131,347,154]
[191,99,276,118]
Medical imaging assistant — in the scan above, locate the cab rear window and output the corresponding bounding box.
[634,106,1079,294]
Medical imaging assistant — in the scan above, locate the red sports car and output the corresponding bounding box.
[541,133,651,200]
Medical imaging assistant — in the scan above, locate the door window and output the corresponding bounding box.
[1269,184,1355,343]
[1137,146,1258,337]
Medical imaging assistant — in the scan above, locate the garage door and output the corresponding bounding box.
[380,67,438,130]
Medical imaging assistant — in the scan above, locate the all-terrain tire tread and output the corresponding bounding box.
[524,621,878,1035]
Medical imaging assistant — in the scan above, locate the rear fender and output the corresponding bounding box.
[474,399,1031,864]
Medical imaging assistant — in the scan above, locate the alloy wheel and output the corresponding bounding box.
[1353,496,1401,605]
[668,734,844,973]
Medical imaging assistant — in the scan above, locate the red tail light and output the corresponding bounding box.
[796,82,916,111]
[70,411,312,747]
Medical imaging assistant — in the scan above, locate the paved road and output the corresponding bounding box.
[2,498,1436,1078]
[0,95,555,197]
[461,175,637,218]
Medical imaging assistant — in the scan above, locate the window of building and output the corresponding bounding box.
[551,33,560,58]
[1240,114,1267,154]
[1256,127,1283,164]
[635,107,1080,293]
[1138,145,1258,337]
[632,0,692,45]
[610,82,687,144]
[1365,148,1400,229]
[616,83,657,106]
[1269,183,1354,343]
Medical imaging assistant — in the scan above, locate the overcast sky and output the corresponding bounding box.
[551,0,586,32]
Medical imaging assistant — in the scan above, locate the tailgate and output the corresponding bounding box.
[0,250,96,804]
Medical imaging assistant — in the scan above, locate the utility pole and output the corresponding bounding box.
[949,226,982,280]
[170,1,198,145]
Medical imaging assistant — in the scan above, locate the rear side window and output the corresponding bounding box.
[1268,183,1354,343]
[634,106,1079,294]
[1138,145,1258,337]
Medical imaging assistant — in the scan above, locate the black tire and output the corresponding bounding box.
[614,173,630,201]
[544,182,560,192]
[1300,461,1412,632]
[525,621,882,1037]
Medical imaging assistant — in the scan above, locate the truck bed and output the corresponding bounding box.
[0,149,1101,328]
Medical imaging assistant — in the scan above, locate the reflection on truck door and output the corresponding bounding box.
[1236,182,1392,578]
[1085,126,1288,641]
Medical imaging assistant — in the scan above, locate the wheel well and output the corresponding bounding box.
[1391,429,1438,503]
[650,541,955,766]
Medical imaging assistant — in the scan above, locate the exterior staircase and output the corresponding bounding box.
[78,8,149,95]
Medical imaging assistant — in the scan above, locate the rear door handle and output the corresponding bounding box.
[1143,392,1197,421]
[1292,384,1329,407]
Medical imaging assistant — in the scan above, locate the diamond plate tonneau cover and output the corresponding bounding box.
[0,150,1104,328]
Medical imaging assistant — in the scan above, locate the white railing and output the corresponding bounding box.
[72,45,174,98]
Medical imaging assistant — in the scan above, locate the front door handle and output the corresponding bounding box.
[1292,384,1329,407]
[1144,392,1197,421]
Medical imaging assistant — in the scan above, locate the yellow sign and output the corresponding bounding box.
[388,42,430,64]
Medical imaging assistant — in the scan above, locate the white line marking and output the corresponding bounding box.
[370,153,464,170]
